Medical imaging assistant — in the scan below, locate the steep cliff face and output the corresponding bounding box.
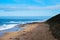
[46,14,60,40]
[46,14,60,24]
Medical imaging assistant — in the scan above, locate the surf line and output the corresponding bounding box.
[0,24,18,31]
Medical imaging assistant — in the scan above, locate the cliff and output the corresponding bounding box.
[46,14,60,40]
[46,14,60,24]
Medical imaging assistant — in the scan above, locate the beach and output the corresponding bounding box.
[0,22,57,40]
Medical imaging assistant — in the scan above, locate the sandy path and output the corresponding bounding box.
[0,23,57,40]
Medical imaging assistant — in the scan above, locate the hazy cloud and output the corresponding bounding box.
[0,4,60,11]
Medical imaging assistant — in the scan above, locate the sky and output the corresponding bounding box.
[0,0,60,16]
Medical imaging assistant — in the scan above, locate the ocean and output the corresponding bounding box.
[0,16,51,36]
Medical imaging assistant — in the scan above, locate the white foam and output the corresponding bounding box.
[0,20,46,31]
[0,24,18,31]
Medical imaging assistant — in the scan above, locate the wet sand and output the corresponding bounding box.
[0,22,57,40]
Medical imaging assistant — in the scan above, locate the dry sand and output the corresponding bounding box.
[0,22,57,40]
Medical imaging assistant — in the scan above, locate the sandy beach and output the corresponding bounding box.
[0,22,57,40]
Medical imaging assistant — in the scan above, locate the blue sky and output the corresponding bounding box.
[0,0,60,16]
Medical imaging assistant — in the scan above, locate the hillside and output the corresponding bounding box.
[46,14,60,40]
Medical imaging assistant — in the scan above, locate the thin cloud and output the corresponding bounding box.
[0,4,60,11]
[45,5,60,9]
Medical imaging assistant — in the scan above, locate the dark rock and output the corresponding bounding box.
[9,38,12,39]
[46,14,60,40]
[14,38,19,40]
[46,14,60,24]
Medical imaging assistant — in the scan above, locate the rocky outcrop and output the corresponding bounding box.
[46,14,60,40]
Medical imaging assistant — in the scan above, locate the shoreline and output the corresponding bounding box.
[0,20,45,31]
[0,22,57,40]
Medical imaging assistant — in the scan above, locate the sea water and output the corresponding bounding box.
[0,16,51,36]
